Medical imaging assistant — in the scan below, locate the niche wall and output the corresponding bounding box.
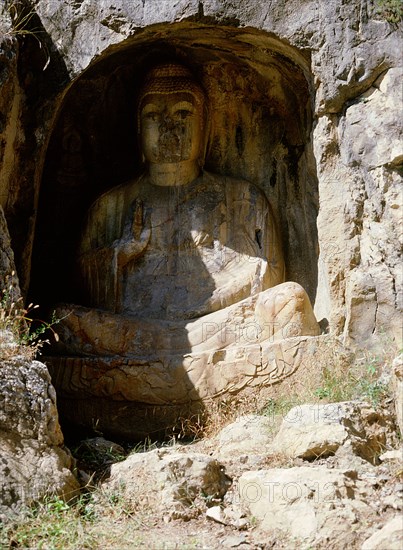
[30,23,318,309]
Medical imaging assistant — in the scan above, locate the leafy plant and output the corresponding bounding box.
[352,357,389,407]
[376,0,403,23]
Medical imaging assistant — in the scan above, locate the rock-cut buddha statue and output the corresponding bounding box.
[53,64,320,436]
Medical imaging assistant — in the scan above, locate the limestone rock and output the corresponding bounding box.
[220,534,247,548]
[206,505,226,524]
[392,353,403,435]
[1,205,79,519]
[379,448,402,463]
[269,401,394,463]
[239,466,363,540]
[0,206,19,300]
[361,516,403,550]
[214,415,273,457]
[0,357,79,520]
[0,33,20,214]
[105,448,231,518]
[314,65,403,348]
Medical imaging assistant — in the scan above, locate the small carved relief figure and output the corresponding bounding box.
[54,64,319,417]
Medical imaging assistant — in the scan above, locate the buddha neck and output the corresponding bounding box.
[148,161,200,186]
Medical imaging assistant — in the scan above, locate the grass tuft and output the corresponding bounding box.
[0,273,62,361]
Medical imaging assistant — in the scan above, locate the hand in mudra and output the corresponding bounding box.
[115,198,151,268]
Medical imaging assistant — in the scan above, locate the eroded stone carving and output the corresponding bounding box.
[50,64,319,436]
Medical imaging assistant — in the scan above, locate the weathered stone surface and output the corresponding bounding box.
[214,415,273,457]
[0,206,19,299]
[1,206,79,519]
[0,0,396,350]
[1,208,78,518]
[105,448,231,518]
[0,358,79,520]
[0,16,20,213]
[239,466,365,540]
[270,401,395,463]
[361,516,403,550]
[314,62,402,348]
[392,353,403,435]
[0,0,401,439]
[48,335,322,439]
[379,448,402,463]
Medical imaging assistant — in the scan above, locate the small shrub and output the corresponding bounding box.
[376,0,403,23]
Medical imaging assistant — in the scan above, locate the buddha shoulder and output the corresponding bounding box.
[202,171,270,207]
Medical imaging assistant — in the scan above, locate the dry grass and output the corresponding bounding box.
[0,273,61,361]
[170,335,399,443]
[0,491,150,549]
[1,334,400,548]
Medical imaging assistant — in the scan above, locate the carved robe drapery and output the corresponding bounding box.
[78,171,285,318]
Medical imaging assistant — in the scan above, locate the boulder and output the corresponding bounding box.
[239,466,366,541]
[269,401,394,463]
[104,448,231,519]
[214,414,274,457]
[0,358,80,520]
[361,516,403,550]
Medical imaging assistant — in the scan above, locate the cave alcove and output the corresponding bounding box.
[30,23,318,327]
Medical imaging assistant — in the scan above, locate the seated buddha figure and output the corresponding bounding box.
[55,64,319,408]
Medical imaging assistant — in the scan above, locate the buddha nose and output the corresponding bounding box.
[159,115,175,132]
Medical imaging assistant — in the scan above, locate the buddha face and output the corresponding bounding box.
[140,91,204,165]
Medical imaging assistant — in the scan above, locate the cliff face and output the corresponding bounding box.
[0,0,401,347]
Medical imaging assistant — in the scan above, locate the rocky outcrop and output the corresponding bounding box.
[91,399,402,547]
[314,66,402,348]
[214,414,274,457]
[10,0,400,350]
[0,204,79,520]
[0,0,401,537]
[0,357,80,520]
[269,401,397,463]
[105,448,231,519]
[239,466,366,541]
[0,206,19,300]
[392,353,403,434]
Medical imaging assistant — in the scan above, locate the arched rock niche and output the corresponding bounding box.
[31,23,318,313]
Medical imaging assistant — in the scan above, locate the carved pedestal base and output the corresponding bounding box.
[47,335,323,439]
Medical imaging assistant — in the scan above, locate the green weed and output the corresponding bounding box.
[376,0,403,23]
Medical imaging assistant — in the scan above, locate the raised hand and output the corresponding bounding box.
[115,198,151,267]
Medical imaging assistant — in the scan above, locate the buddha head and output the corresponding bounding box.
[138,64,207,168]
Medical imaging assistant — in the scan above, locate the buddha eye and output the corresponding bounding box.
[174,109,192,120]
[143,111,159,122]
